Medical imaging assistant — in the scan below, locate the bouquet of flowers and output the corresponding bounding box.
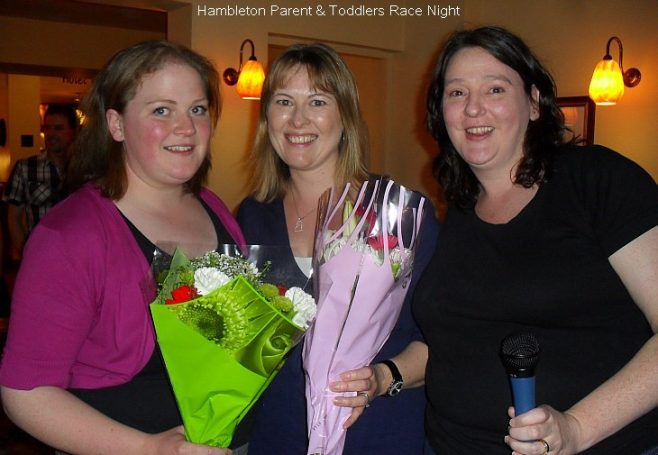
[150,245,316,448]
[303,177,426,455]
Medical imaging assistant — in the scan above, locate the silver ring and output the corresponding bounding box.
[538,439,550,454]
[357,391,370,407]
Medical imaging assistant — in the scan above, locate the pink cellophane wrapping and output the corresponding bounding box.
[303,178,425,455]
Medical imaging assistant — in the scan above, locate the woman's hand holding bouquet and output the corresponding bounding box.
[150,246,315,448]
[304,177,426,455]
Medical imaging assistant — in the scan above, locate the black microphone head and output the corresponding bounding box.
[500,332,540,378]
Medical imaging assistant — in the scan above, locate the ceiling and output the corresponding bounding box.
[0,0,169,31]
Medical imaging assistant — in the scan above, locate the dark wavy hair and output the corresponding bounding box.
[67,40,221,199]
[427,26,571,208]
[44,104,79,130]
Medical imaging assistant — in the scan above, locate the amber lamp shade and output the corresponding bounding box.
[237,58,265,100]
[223,39,265,100]
[588,36,641,106]
[588,58,625,106]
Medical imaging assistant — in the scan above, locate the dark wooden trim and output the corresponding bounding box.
[557,96,596,145]
[0,62,98,79]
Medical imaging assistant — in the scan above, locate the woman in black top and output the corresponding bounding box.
[374,26,658,455]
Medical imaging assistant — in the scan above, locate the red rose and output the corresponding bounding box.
[367,234,398,251]
[165,285,198,305]
[277,284,288,296]
[355,205,377,236]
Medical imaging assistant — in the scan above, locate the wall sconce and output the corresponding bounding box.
[222,39,265,100]
[588,36,641,106]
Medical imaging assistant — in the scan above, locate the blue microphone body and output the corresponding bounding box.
[500,333,540,416]
[510,376,536,415]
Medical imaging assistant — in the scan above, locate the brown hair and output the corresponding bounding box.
[250,43,368,202]
[67,40,221,198]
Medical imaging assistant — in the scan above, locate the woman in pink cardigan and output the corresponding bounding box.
[0,41,242,455]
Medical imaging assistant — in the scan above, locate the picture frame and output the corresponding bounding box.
[557,96,596,145]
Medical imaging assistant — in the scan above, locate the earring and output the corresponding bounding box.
[530,107,539,120]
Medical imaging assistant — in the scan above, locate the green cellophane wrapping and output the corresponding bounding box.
[150,275,303,448]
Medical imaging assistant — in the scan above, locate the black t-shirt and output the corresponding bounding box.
[70,197,234,435]
[413,145,658,454]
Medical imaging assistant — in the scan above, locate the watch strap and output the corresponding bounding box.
[381,359,403,396]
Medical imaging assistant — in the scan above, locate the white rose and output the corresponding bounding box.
[194,267,230,295]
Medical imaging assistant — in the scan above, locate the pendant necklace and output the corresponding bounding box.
[291,190,316,233]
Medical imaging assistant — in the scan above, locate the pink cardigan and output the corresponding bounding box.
[0,184,244,389]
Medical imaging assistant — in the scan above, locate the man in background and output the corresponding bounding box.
[4,104,78,261]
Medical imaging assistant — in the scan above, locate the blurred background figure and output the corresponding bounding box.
[3,104,78,261]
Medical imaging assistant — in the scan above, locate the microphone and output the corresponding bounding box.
[500,332,540,415]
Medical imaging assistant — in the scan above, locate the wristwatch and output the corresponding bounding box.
[381,359,404,397]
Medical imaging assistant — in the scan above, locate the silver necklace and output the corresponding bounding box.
[290,190,316,233]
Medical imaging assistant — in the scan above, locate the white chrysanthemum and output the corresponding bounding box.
[352,238,371,254]
[323,234,348,262]
[194,267,230,295]
[389,247,410,264]
[286,287,316,329]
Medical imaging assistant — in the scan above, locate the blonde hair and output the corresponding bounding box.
[250,43,368,202]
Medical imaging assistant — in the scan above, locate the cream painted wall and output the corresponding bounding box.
[0,15,165,179]
[2,0,653,208]
[7,75,41,163]
[0,74,7,121]
[0,16,164,69]
[184,0,656,213]
[463,0,658,180]
[0,74,10,181]
[187,0,409,211]
[387,5,464,215]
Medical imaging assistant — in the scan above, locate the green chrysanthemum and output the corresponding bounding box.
[178,269,195,285]
[177,303,225,343]
[259,283,280,300]
[215,290,251,351]
[171,286,252,352]
[270,295,293,313]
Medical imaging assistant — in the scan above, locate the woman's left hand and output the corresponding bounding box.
[505,405,583,455]
[329,366,378,429]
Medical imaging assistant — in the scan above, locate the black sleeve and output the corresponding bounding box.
[578,145,658,256]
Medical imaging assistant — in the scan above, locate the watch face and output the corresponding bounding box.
[388,381,403,396]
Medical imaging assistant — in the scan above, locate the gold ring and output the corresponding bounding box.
[538,439,550,454]
[358,391,370,407]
